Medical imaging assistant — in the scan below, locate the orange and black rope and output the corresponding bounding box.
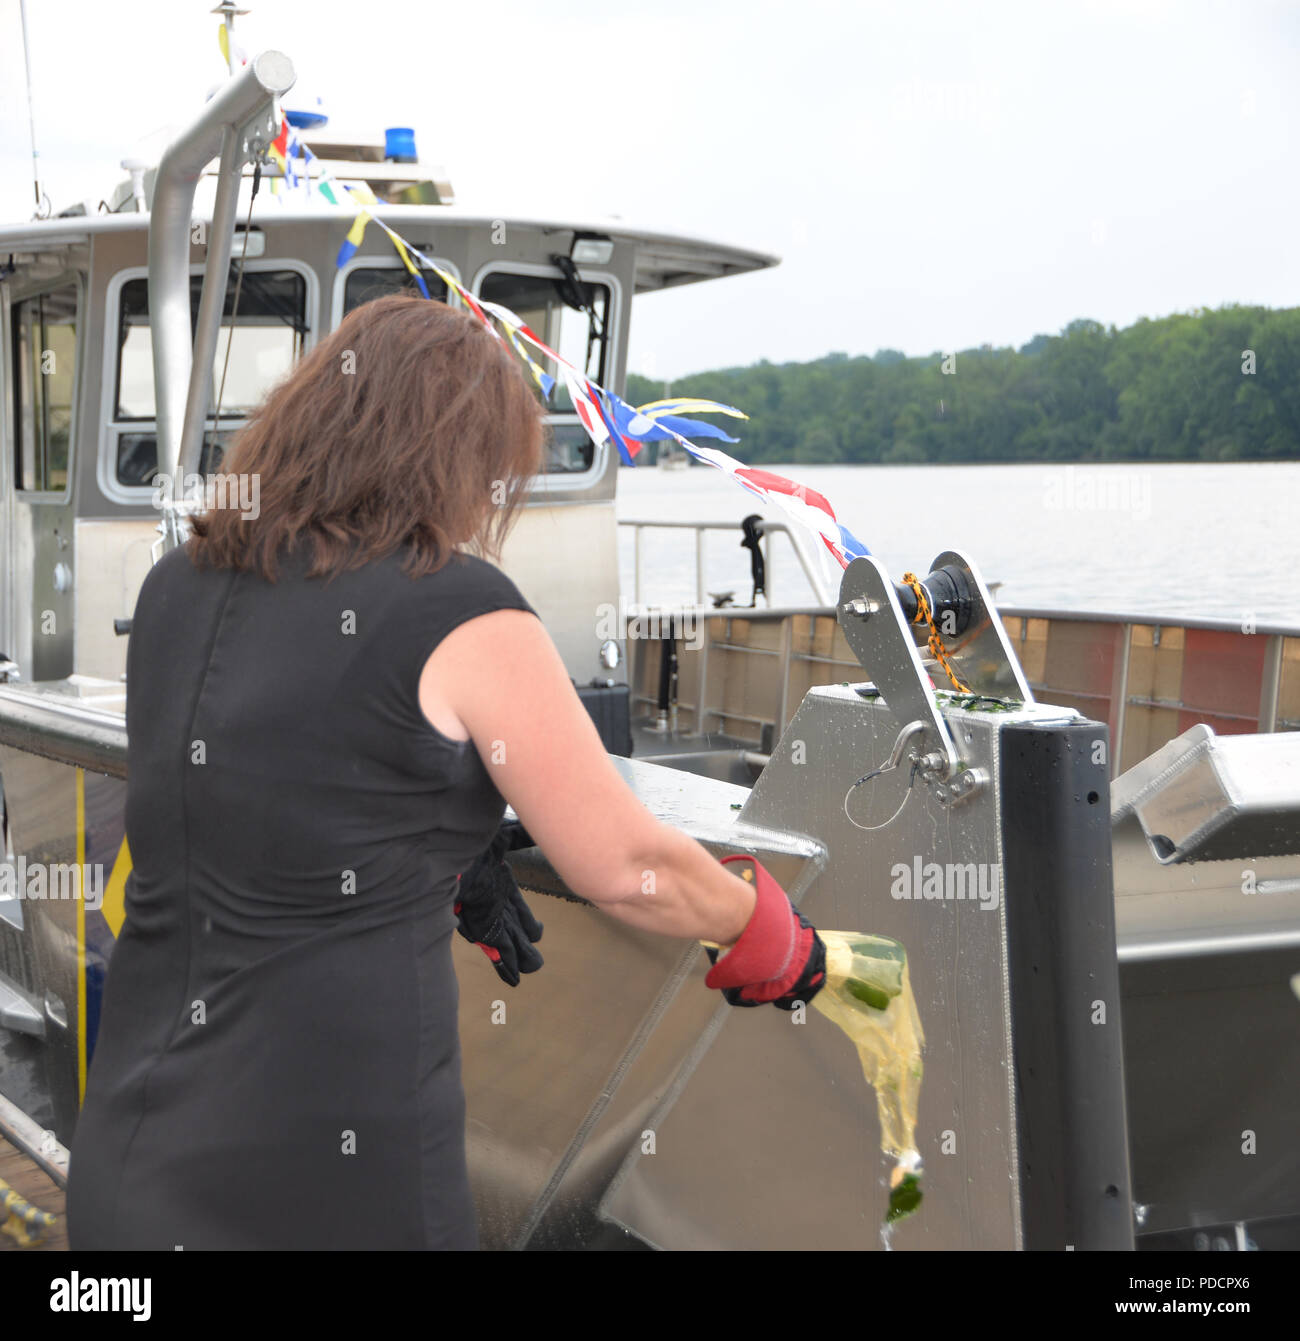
[901,571,971,693]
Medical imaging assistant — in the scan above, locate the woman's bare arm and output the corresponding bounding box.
[418,608,756,945]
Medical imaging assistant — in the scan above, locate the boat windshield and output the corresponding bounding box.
[110,269,307,487]
[342,266,450,313]
[478,270,611,475]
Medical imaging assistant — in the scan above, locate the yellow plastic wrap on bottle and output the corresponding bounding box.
[811,930,925,1223]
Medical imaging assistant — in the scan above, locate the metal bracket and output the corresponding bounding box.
[838,548,1028,797]
[838,555,960,781]
[918,549,1035,703]
[151,501,197,564]
[932,764,989,808]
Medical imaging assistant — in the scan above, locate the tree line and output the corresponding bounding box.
[624,305,1300,465]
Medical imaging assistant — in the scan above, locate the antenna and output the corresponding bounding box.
[17,0,47,218]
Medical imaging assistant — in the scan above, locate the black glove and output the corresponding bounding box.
[454,829,544,987]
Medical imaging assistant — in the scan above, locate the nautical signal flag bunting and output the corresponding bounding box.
[246,106,878,570]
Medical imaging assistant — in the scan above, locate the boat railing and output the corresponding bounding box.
[619,517,836,608]
[613,522,1300,769]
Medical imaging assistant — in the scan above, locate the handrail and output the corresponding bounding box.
[615,520,1300,640]
[0,687,127,779]
[619,518,835,606]
[997,605,1300,639]
[150,51,294,506]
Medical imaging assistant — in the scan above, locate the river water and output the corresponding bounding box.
[615,461,1299,626]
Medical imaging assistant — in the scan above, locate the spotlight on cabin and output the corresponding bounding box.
[233,226,266,259]
[570,233,614,265]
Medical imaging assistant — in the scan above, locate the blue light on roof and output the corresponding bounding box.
[385,127,418,163]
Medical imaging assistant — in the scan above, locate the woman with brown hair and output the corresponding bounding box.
[66,293,826,1250]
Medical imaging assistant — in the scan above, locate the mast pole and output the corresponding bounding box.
[17,0,45,218]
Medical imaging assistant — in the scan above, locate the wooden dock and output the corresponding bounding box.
[1,1138,67,1250]
[0,1091,68,1251]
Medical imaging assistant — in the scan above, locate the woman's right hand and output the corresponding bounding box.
[703,856,827,1010]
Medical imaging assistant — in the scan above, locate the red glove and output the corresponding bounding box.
[704,856,826,1009]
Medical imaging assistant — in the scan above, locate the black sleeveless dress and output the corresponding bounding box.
[66,540,536,1249]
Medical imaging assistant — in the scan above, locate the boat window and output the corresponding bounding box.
[479,271,609,404]
[115,270,306,421]
[343,266,448,314]
[115,432,230,489]
[11,281,78,493]
[478,270,611,474]
[111,269,306,486]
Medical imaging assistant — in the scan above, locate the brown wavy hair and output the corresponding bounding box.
[187,293,545,580]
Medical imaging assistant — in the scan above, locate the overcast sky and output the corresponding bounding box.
[3,0,1298,379]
